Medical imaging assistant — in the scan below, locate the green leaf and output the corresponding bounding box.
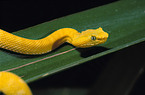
[0,0,145,83]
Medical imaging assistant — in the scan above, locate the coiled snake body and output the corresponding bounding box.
[0,71,32,95]
[0,27,108,95]
[0,27,108,54]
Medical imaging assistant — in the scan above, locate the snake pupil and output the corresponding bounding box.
[0,91,5,95]
[91,36,96,40]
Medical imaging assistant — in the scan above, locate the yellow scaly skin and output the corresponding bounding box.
[0,27,108,55]
[0,27,108,95]
[0,71,32,95]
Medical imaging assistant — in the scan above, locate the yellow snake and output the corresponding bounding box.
[0,71,32,95]
[0,27,108,55]
[0,27,108,95]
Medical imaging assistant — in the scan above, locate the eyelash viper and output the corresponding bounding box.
[0,27,108,55]
[0,27,108,95]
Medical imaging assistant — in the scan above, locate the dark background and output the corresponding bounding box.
[0,0,116,32]
[1,0,145,95]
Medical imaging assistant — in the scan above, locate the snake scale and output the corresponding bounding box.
[0,27,108,95]
[0,71,32,95]
[0,27,108,55]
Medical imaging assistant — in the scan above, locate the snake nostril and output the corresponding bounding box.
[97,36,108,40]
[0,91,5,95]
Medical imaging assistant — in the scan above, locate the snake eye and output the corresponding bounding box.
[91,36,96,40]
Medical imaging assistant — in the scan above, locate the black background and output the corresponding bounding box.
[0,0,116,32]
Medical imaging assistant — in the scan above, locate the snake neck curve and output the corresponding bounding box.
[43,28,80,50]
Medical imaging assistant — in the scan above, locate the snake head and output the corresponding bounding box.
[71,27,109,48]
